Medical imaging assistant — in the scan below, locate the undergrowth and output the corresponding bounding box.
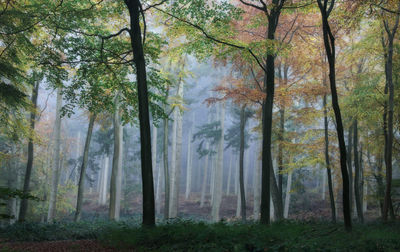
[1,219,399,251]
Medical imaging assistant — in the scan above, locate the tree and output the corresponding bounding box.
[124,0,155,226]
[18,75,41,222]
[74,113,96,221]
[47,87,63,222]
[316,0,351,231]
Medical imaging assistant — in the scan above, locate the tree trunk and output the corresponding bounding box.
[226,152,233,195]
[74,113,96,222]
[109,95,123,221]
[162,99,170,218]
[211,102,225,222]
[169,77,184,218]
[278,108,284,200]
[353,119,363,223]
[324,94,336,223]
[47,88,63,222]
[347,124,353,217]
[253,147,261,220]
[239,105,246,221]
[156,162,163,215]
[260,5,282,225]
[270,161,283,220]
[317,0,351,230]
[283,171,292,218]
[382,7,400,220]
[99,155,110,205]
[185,114,194,199]
[125,0,155,226]
[200,144,210,208]
[19,81,40,222]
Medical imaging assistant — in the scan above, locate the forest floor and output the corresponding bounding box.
[0,193,397,251]
[0,220,399,251]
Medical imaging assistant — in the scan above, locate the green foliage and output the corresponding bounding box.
[0,187,39,220]
[192,121,221,157]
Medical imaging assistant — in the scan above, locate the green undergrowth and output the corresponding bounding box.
[100,220,400,251]
[1,219,399,251]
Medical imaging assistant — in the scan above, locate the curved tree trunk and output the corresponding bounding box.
[74,113,96,222]
[47,87,63,222]
[19,81,40,222]
[317,0,351,230]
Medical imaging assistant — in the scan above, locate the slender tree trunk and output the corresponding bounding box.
[162,93,170,218]
[317,0,351,230]
[347,124,353,217]
[125,0,155,226]
[382,7,400,220]
[200,145,210,208]
[324,94,336,223]
[170,78,184,218]
[74,113,96,222]
[226,152,233,195]
[47,88,63,222]
[19,81,40,222]
[283,171,292,218]
[212,102,225,222]
[109,95,123,221]
[278,108,284,200]
[152,123,158,192]
[185,114,194,199]
[239,105,246,221]
[353,119,363,223]
[156,162,163,215]
[253,146,261,220]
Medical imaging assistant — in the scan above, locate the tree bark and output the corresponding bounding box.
[382,6,400,220]
[353,119,363,223]
[253,146,261,220]
[47,87,63,222]
[239,105,246,221]
[74,113,96,222]
[169,77,184,218]
[347,124,353,217]
[260,2,283,225]
[226,152,233,195]
[211,102,225,222]
[19,81,40,222]
[324,94,336,223]
[200,142,210,208]
[317,0,351,230]
[283,171,292,218]
[162,97,170,218]
[185,113,194,199]
[109,95,123,221]
[125,0,155,226]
